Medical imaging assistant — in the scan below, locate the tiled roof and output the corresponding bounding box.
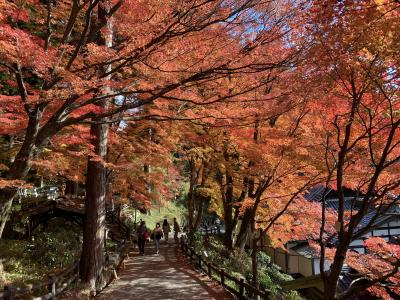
[304,185,331,202]
[291,243,319,259]
[305,185,400,238]
[325,197,362,211]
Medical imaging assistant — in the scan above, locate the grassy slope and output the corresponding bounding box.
[0,222,81,288]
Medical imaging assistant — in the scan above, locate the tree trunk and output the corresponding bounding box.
[79,1,111,289]
[251,230,259,292]
[235,209,251,250]
[223,174,234,250]
[79,123,107,288]
[323,233,351,299]
[0,190,16,238]
[65,180,79,197]
[188,160,196,233]
[193,196,205,231]
[0,107,43,238]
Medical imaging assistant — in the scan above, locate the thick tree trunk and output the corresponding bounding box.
[79,1,111,289]
[235,209,251,250]
[79,121,107,288]
[193,197,205,231]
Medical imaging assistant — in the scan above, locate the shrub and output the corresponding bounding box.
[192,236,303,300]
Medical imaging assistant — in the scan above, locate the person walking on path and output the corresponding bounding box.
[162,219,171,242]
[152,223,163,254]
[136,221,148,255]
[173,217,181,242]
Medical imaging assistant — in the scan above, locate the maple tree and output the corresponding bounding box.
[108,119,182,209]
[0,0,298,237]
[1,0,399,297]
[0,0,304,289]
[301,0,400,298]
[215,109,323,287]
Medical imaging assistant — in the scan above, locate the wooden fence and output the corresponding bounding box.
[180,239,270,300]
[0,261,79,300]
[1,205,132,299]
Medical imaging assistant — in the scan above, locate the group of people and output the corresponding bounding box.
[135,218,181,255]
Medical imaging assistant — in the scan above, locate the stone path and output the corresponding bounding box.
[96,241,233,300]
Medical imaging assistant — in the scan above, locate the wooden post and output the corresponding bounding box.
[198,254,202,269]
[259,228,264,251]
[207,262,212,278]
[3,285,11,300]
[220,269,225,287]
[180,238,184,251]
[104,228,107,250]
[48,276,56,298]
[190,247,193,261]
[127,227,131,240]
[75,262,80,283]
[239,278,245,299]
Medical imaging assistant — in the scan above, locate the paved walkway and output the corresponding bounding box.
[96,241,233,300]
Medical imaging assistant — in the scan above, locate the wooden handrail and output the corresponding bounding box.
[179,238,271,300]
[1,261,80,300]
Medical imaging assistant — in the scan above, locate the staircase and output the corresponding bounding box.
[105,209,131,242]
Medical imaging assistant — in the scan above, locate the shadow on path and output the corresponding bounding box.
[96,241,233,300]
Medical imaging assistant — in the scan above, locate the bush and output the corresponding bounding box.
[31,227,80,269]
[192,236,303,300]
[0,222,81,286]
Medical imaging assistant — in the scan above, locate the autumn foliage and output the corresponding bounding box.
[1,0,400,298]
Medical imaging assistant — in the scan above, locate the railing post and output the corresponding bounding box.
[189,247,194,261]
[207,262,212,278]
[239,278,245,299]
[180,238,184,251]
[48,276,56,298]
[3,285,11,300]
[198,254,202,269]
[259,228,264,251]
[220,269,225,287]
[75,262,80,283]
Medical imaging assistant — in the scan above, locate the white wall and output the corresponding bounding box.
[298,256,313,277]
[349,239,364,247]
[288,255,299,274]
[373,228,389,236]
[313,258,331,275]
[276,249,287,273]
[390,227,400,235]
